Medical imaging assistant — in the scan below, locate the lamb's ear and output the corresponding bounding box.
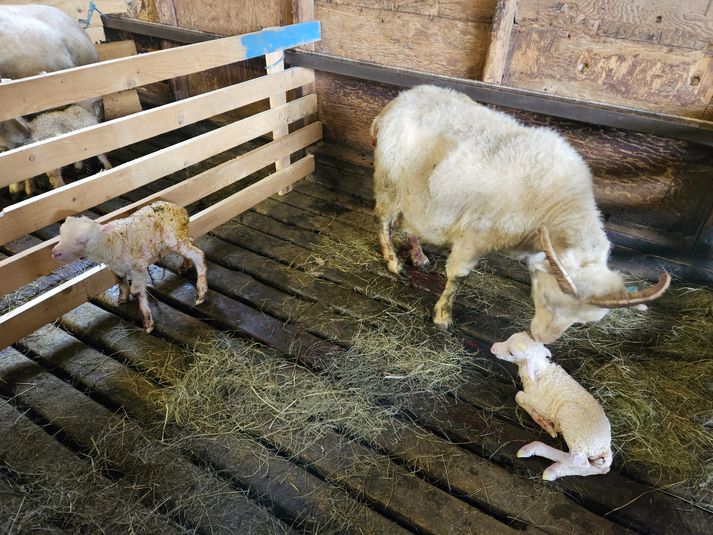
[526,358,538,383]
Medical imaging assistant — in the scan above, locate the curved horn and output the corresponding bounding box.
[587,272,671,309]
[538,226,579,298]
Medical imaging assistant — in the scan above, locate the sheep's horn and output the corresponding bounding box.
[587,272,671,308]
[538,226,579,298]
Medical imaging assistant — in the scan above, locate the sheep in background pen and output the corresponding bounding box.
[371,85,670,342]
[0,4,104,199]
[491,331,612,480]
[51,202,208,333]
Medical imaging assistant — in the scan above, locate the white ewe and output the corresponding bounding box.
[371,85,670,342]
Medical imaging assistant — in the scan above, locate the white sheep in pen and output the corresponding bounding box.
[0,4,106,199]
[491,331,612,480]
[52,202,208,333]
[371,85,670,342]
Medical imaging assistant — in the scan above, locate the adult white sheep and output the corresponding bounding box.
[371,85,670,342]
[0,4,99,199]
[51,202,208,333]
[491,331,612,480]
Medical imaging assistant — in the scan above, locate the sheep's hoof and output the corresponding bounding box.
[433,310,453,331]
[387,260,407,279]
[144,321,154,333]
[411,255,431,272]
[195,297,205,306]
[516,442,540,458]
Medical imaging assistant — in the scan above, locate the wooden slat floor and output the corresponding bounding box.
[0,129,710,534]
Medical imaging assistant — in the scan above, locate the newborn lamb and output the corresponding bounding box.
[52,201,207,333]
[491,332,612,480]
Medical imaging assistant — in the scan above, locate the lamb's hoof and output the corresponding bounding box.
[195,297,205,306]
[144,321,154,334]
[516,442,541,458]
[542,468,558,481]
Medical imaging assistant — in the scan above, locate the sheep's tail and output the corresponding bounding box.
[370,99,397,147]
[369,114,381,147]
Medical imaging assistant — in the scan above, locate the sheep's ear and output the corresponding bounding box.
[527,252,548,273]
[11,117,32,137]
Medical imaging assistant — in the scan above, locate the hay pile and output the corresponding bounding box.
[308,233,713,496]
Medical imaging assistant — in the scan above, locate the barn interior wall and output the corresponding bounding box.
[117,1,713,263]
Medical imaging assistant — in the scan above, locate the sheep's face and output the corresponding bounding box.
[0,118,31,151]
[52,216,97,262]
[528,255,618,343]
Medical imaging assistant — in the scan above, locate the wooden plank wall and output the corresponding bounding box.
[508,1,713,119]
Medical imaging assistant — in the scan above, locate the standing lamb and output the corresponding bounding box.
[371,85,670,342]
[51,202,208,333]
[491,331,612,480]
[4,104,113,198]
[0,4,100,199]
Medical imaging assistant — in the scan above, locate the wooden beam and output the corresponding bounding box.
[0,265,117,351]
[285,50,713,147]
[96,40,142,119]
[0,68,315,186]
[100,14,222,43]
[265,51,292,194]
[0,122,322,296]
[292,0,316,51]
[482,0,519,84]
[0,94,318,245]
[189,155,314,237]
[0,156,315,351]
[0,21,321,121]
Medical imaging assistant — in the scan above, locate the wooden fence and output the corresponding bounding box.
[0,21,322,349]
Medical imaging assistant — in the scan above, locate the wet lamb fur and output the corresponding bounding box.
[491,332,612,480]
[52,202,207,333]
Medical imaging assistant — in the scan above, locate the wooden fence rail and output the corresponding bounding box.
[0,21,322,350]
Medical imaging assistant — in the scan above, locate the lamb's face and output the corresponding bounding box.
[52,216,96,262]
[491,332,551,363]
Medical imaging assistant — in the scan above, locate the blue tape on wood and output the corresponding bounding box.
[241,21,321,58]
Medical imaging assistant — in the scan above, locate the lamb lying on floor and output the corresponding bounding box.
[52,201,207,333]
[491,332,612,480]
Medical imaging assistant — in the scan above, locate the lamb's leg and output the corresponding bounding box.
[433,239,482,330]
[407,235,430,271]
[515,391,557,438]
[130,276,154,333]
[376,206,405,278]
[8,181,24,201]
[24,178,37,197]
[541,453,609,481]
[175,240,208,305]
[117,277,130,304]
[47,169,65,189]
[517,441,570,462]
[97,153,112,170]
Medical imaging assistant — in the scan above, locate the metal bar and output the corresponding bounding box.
[285,50,713,147]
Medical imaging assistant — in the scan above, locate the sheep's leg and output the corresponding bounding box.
[515,391,557,438]
[407,235,430,271]
[541,453,608,481]
[433,240,482,330]
[97,153,112,170]
[175,240,208,305]
[47,169,65,189]
[517,441,570,463]
[130,276,154,333]
[376,212,405,278]
[117,277,130,304]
